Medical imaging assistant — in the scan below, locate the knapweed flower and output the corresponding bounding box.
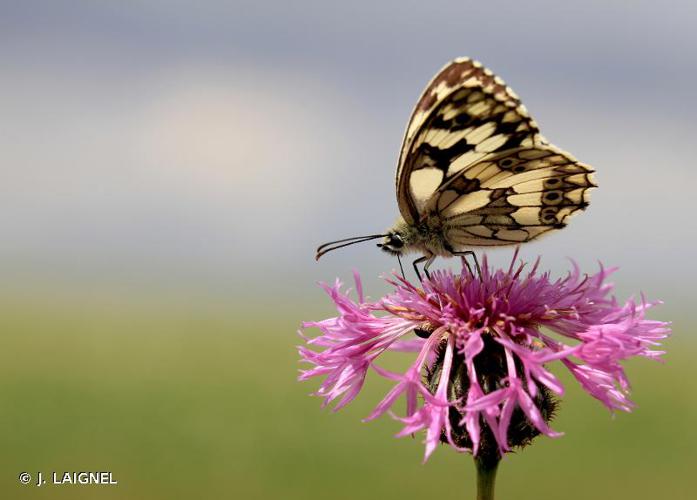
[298,253,670,463]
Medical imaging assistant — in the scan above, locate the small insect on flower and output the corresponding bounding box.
[315,57,597,279]
[298,252,670,463]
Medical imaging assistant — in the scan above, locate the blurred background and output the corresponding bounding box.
[0,1,694,498]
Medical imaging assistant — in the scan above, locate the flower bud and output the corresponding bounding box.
[426,333,557,460]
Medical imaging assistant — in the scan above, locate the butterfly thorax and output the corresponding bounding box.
[380,216,453,258]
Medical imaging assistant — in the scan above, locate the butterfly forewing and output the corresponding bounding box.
[396,57,595,247]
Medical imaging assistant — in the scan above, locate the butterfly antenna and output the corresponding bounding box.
[315,234,387,261]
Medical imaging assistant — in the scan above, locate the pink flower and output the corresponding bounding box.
[298,252,670,462]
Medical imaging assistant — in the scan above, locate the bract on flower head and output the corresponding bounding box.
[299,252,670,462]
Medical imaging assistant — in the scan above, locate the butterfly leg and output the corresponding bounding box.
[423,255,436,280]
[412,254,435,282]
[396,254,406,279]
[452,250,481,279]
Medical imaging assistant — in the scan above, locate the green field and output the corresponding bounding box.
[0,293,692,499]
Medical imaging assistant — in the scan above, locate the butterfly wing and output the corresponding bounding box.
[395,57,596,247]
[439,145,596,248]
[396,57,541,223]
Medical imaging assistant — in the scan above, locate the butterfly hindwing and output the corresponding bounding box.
[439,146,596,248]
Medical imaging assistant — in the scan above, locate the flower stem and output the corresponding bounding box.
[474,454,500,500]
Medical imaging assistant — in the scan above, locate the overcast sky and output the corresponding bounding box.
[0,1,694,313]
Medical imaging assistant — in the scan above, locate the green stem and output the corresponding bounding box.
[474,454,500,500]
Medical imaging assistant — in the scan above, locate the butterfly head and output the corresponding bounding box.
[377,232,405,256]
[315,219,420,261]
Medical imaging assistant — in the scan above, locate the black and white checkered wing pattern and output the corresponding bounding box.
[396,58,596,248]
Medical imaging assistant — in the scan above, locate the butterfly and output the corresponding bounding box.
[316,57,597,278]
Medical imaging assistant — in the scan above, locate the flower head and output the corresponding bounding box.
[298,252,670,462]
